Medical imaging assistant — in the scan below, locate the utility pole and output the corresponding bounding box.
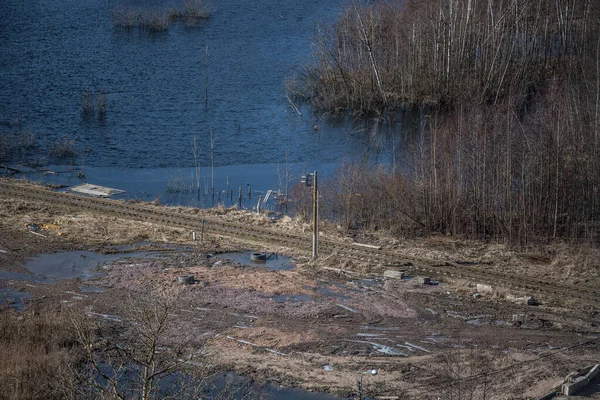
[312,170,318,260]
[302,171,319,260]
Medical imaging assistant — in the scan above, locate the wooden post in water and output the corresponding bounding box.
[247,184,251,198]
[312,170,318,260]
[256,196,262,214]
[238,185,242,208]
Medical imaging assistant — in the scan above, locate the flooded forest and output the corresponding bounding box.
[289,0,600,246]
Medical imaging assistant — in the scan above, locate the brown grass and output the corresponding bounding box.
[0,308,79,399]
[112,0,211,31]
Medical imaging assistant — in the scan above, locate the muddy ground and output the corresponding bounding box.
[0,196,599,399]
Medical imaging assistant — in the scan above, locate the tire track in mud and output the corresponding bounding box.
[2,179,599,306]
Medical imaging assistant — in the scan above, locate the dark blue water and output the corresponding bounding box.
[1,0,422,205]
[0,0,379,168]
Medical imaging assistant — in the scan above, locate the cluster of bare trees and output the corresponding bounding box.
[288,0,599,116]
[288,0,600,245]
[0,293,260,399]
[295,84,600,244]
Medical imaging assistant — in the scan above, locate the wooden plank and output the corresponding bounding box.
[352,242,382,250]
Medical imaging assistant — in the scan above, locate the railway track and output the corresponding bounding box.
[1,179,599,305]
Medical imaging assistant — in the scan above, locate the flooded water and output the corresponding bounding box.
[0,287,32,310]
[0,250,163,283]
[1,0,422,207]
[215,251,295,270]
[272,294,311,303]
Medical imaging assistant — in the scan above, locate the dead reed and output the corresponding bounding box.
[80,91,107,118]
[112,0,211,31]
[48,138,76,160]
[0,308,80,399]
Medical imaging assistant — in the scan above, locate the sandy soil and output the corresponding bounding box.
[0,195,599,399]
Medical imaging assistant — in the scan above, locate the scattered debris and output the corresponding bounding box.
[264,348,287,356]
[414,277,431,285]
[561,363,600,396]
[41,223,61,231]
[69,183,125,197]
[445,310,469,320]
[405,342,431,353]
[230,313,259,319]
[476,284,494,295]
[28,230,47,238]
[512,314,526,322]
[336,304,357,313]
[87,312,122,322]
[506,294,536,305]
[177,275,195,285]
[63,291,88,298]
[350,340,408,356]
[356,333,386,337]
[383,270,405,279]
[352,242,382,250]
[0,165,20,175]
[322,266,357,276]
[227,336,286,356]
[323,365,334,371]
[360,326,400,331]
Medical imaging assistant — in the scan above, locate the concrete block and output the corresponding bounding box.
[383,270,405,279]
[414,277,431,285]
[585,364,600,381]
[512,314,525,322]
[476,284,494,295]
[506,294,536,305]
[562,376,589,396]
[177,275,194,285]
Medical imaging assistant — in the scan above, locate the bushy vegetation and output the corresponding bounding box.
[80,91,107,119]
[288,0,599,116]
[290,0,600,246]
[0,295,259,400]
[0,121,39,165]
[0,309,79,399]
[112,0,212,32]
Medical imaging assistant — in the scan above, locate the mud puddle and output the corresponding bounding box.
[0,251,167,283]
[0,287,32,310]
[215,252,296,271]
[272,294,312,303]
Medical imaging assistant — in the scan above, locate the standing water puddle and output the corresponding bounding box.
[215,252,295,271]
[0,288,32,310]
[0,251,165,283]
[272,294,312,303]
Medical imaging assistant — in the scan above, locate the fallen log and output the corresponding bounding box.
[0,165,20,175]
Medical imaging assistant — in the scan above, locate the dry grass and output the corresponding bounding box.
[80,91,108,118]
[0,308,79,399]
[112,0,211,32]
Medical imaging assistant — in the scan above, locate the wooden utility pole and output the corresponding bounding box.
[312,170,318,260]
